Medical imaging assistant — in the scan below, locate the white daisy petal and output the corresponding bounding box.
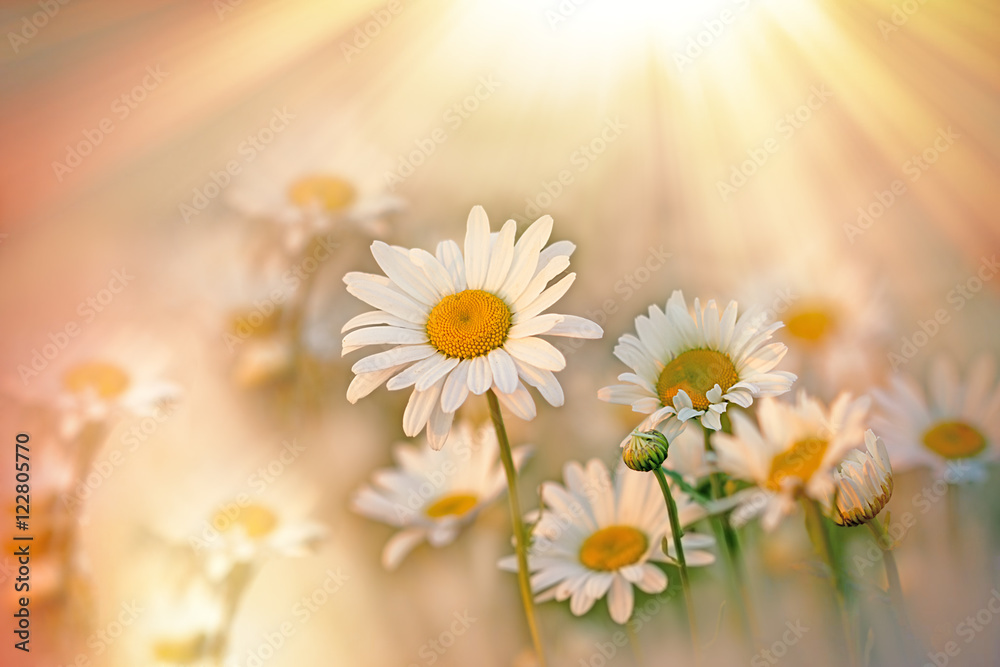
[488,348,519,394]
[464,205,491,289]
[468,356,493,395]
[381,528,427,570]
[504,337,566,372]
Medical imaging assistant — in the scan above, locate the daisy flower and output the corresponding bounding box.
[872,355,1000,484]
[197,502,326,581]
[832,430,893,527]
[712,391,870,531]
[598,290,795,435]
[743,259,890,397]
[499,459,714,624]
[8,336,181,440]
[351,420,531,570]
[341,205,603,448]
[228,170,403,257]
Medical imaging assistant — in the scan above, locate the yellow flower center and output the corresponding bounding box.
[287,175,356,212]
[784,305,837,343]
[922,421,986,459]
[578,526,649,571]
[656,349,738,410]
[425,493,479,519]
[62,362,130,399]
[216,504,279,538]
[766,437,829,491]
[228,306,284,339]
[152,634,207,662]
[426,290,512,359]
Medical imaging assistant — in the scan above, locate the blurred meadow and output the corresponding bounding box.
[1,1,1000,666]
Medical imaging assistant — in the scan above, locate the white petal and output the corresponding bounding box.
[495,383,537,421]
[488,348,519,394]
[515,360,565,407]
[464,206,490,289]
[497,215,553,302]
[351,344,435,374]
[484,219,516,291]
[381,528,426,570]
[402,381,443,436]
[342,326,426,349]
[544,315,603,339]
[468,356,494,395]
[441,361,471,413]
[515,273,576,323]
[436,240,466,289]
[504,337,566,372]
[370,242,440,305]
[341,310,420,333]
[607,575,635,624]
[509,314,564,339]
[346,367,398,403]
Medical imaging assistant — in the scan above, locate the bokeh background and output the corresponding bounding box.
[2,0,999,665]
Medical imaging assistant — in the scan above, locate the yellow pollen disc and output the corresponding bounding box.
[62,362,130,399]
[656,349,738,410]
[287,175,356,212]
[579,526,648,571]
[425,493,479,519]
[766,438,829,491]
[784,305,837,343]
[922,421,986,459]
[228,305,285,339]
[426,290,512,360]
[217,504,279,538]
[152,635,206,662]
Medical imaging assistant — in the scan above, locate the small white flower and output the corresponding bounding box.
[712,391,870,531]
[499,459,714,624]
[199,503,326,581]
[832,430,893,527]
[873,355,1000,484]
[352,420,531,570]
[342,205,603,448]
[598,290,795,436]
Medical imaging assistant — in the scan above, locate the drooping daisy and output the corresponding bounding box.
[832,430,893,527]
[341,206,603,448]
[499,459,714,624]
[872,355,1000,484]
[598,290,796,435]
[712,392,870,531]
[351,420,531,569]
[196,502,326,581]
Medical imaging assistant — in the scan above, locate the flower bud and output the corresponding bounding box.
[622,429,669,472]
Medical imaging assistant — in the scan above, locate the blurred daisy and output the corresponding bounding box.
[199,502,326,581]
[147,581,225,666]
[352,420,531,569]
[598,290,796,434]
[662,422,714,486]
[745,260,889,397]
[341,205,603,448]
[9,338,181,440]
[832,430,893,527]
[713,392,870,531]
[873,355,1000,484]
[228,171,403,256]
[499,459,714,624]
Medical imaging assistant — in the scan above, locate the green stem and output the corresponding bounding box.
[868,518,915,640]
[653,467,700,660]
[803,498,859,667]
[702,426,758,644]
[487,390,546,667]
